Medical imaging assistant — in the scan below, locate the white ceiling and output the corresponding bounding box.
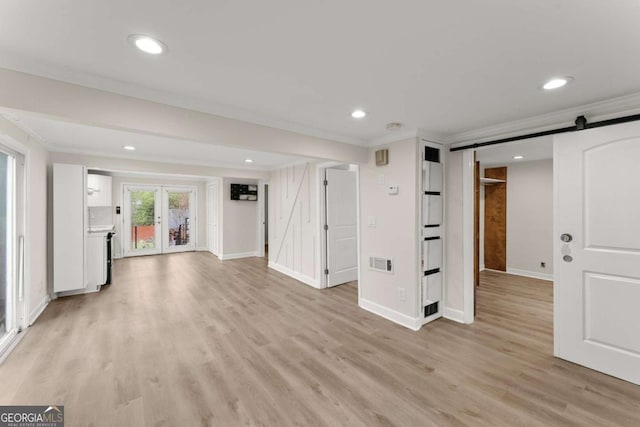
[1,0,640,147]
[3,111,309,170]
[476,136,553,166]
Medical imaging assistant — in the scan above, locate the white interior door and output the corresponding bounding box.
[123,186,162,257]
[325,168,358,287]
[207,183,220,256]
[163,187,196,253]
[554,121,640,385]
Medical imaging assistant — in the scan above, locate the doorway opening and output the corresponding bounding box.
[320,164,359,289]
[123,184,197,257]
[471,136,554,347]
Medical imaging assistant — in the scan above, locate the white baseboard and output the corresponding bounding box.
[29,296,50,325]
[219,251,258,261]
[268,262,320,289]
[358,298,421,331]
[506,268,553,281]
[197,245,209,252]
[443,307,466,324]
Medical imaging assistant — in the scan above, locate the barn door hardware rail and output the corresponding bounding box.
[450,113,640,152]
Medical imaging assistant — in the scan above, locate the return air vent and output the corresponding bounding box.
[369,257,393,273]
[424,302,439,318]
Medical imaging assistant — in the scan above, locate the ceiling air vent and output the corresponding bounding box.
[369,257,393,273]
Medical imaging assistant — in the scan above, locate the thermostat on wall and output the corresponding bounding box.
[387,185,399,195]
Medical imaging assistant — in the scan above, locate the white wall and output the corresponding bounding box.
[0,115,49,324]
[359,138,420,329]
[479,160,553,279]
[505,159,553,278]
[110,176,208,258]
[221,178,258,258]
[267,163,319,286]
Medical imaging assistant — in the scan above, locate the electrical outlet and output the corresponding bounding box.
[398,287,406,301]
[540,262,546,268]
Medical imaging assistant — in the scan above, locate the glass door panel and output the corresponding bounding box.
[124,186,161,257]
[163,188,195,253]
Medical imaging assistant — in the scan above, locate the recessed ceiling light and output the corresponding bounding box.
[245,158,253,163]
[513,155,524,160]
[351,109,367,119]
[542,76,573,90]
[127,34,167,55]
[123,145,136,151]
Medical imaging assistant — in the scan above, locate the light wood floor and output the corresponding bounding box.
[1,255,639,426]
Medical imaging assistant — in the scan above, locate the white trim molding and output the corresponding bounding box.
[29,296,49,325]
[443,307,465,324]
[196,245,209,252]
[268,262,320,289]
[219,251,258,261]
[462,149,476,324]
[505,268,553,282]
[358,298,422,331]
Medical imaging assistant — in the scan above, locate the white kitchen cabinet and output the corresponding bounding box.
[87,174,113,207]
[53,163,87,292]
[87,234,107,288]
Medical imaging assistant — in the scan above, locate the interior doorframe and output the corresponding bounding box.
[462,149,477,324]
[206,178,221,257]
[316,162,361,290]
[256,179,269,258]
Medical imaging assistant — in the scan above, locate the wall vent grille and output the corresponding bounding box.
[369,257,393,273]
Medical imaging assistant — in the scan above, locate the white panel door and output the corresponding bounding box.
[207,183,220,256]
[325,169,358,287]
[554,122,640,385]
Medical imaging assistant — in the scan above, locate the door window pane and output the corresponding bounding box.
[130,190,156,249]
[167,192,190,246]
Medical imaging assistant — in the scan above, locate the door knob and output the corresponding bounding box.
[560,233,573,243]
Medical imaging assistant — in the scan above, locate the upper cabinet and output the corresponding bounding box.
[87,174,112,207]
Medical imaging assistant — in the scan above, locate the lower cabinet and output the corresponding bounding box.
[87,234,107,288]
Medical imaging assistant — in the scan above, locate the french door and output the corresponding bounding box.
[0,144,25,356]
[123,185,196,257]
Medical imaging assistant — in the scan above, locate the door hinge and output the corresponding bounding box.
[323,224,328,231]
[323,180,328,186]
[324,268,329,275]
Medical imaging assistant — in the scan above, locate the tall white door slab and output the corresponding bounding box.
[325,168,358,287]
[554,121,640,385]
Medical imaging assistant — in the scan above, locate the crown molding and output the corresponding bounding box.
[448,91,640,147]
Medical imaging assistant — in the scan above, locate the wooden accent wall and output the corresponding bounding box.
[484,167,507,271]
